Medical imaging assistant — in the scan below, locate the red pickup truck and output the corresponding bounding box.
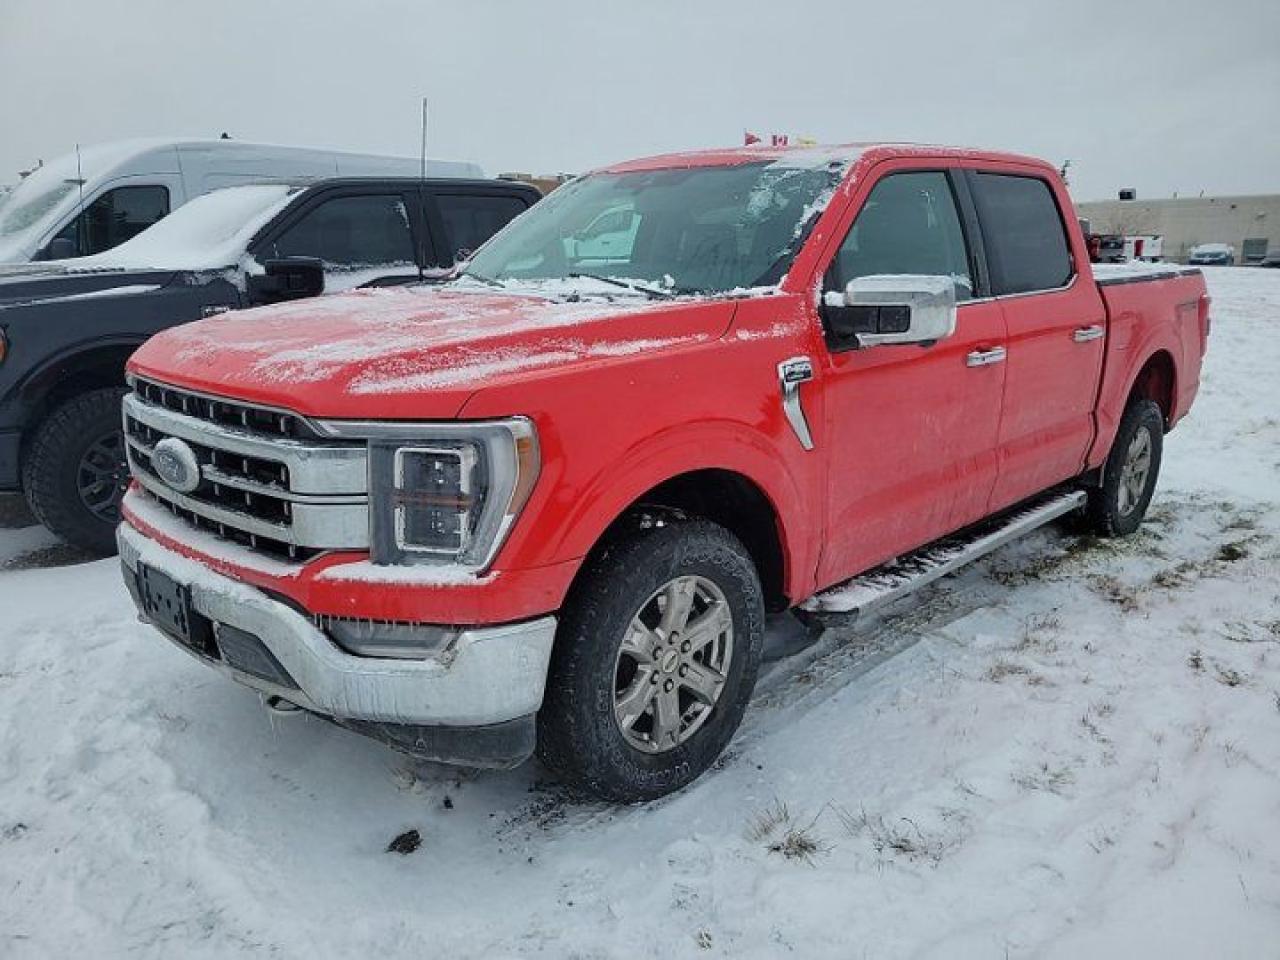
[118,143,1210,801]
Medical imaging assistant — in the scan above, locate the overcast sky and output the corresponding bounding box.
[2,0,1277,201]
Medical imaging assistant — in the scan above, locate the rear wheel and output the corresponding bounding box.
[22,388,130,556]
[1085,398,1164,537]
[537,519,764,802]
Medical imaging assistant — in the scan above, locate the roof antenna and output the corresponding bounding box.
[417,96,428,282]
[72,143,87,257]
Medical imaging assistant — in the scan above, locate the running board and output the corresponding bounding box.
[800,490,1087,618]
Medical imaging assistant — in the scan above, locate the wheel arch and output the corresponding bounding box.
[534,430,816,613]
[586,468,791,612]
[1127,349,1177,428]
[14,339,143,458]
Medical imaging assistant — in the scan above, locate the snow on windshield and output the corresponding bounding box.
[463,152,857,296]
[84,184,299,270]
[0,179,77,239]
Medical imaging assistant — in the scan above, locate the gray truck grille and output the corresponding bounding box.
[124,377,369,561]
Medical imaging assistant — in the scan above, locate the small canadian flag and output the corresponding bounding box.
[771,134,789,147]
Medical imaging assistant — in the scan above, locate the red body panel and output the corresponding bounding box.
[123,143,1208,626]
[1089,273,1207,465]
[988,167,1110,512]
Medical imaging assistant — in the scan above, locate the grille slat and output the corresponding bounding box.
[133,377,323,440]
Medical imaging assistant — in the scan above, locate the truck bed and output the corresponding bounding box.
[1092,262,1202,286]
[1089,265,1210,468]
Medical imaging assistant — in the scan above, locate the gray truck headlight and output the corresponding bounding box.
[368,418,539,570]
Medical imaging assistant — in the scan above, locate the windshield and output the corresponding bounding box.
[463,160,846,294]
[0,178,78,239]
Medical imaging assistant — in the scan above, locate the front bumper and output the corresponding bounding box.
[118,521,556,767]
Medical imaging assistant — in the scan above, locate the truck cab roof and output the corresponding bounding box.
[600,142,1056,174]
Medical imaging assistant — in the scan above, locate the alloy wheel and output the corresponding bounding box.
[77,429,129,524]
[612,575,734,753]
[1116,427,1153,517]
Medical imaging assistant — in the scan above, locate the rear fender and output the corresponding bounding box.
[1090,332,1180,469]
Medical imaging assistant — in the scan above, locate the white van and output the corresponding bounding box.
[0,139,482,263]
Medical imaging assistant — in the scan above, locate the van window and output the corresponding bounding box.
[436,194,528,262]
[267,194,416,267]
[54,185,171,256]
[826,171,973,300]
[971,173,1073,295]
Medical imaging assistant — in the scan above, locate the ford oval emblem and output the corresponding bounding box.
[152,437,201,494]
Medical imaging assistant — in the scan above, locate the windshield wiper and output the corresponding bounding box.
[566,272,674,299]
[455,270,504,288]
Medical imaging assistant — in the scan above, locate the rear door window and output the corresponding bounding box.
[435,194,529,262]
[971,173,1073,295]
[266,194,416,267]
[54,185,170,256]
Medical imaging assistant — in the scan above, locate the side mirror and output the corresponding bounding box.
[822,274,957,349]
[44,237,78,261]
[247,257,325,304]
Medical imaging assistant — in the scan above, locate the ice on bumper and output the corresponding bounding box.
[117,522,555,728]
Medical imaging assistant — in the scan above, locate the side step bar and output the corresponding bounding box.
[800,490,1087,619]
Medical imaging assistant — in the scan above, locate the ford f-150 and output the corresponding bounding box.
[116,143,1210,801]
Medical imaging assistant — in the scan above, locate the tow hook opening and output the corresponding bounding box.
[265,695,303,716]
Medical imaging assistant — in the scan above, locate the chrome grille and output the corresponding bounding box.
[124,377,369,559]
[133,376,321,439]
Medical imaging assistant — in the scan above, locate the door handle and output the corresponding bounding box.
[966,346,1007,367]
[777,356,815,451]
[1073,324,1105,343]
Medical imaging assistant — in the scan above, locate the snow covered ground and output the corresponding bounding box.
[1,267,1278,959]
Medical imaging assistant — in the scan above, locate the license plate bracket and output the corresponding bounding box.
[137,563,215,658]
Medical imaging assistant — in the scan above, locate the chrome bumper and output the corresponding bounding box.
[117,522,556,728]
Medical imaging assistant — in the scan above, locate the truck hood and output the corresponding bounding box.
[0,266,181,308]
[128,286,735,420]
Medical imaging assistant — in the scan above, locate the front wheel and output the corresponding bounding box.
[1085,398,1164,537]
[537,519,765,802]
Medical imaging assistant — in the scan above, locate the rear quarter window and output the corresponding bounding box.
[971,173,1073,295]
[435,194,529,262]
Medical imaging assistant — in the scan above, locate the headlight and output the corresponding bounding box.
[368,418,539,569]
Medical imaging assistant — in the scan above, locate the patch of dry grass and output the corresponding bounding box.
[1088,574,1143,612]
[748,800,829,865]
[835,805,956,867]
[1012,761,1076,795]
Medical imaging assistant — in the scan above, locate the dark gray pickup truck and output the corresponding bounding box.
[0,176,539,552]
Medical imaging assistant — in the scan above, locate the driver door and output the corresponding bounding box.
[814,167,1007,588]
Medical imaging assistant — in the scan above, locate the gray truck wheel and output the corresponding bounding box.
[537,519,765,802]
[22,387,130,556]
[1086,398,1164,537]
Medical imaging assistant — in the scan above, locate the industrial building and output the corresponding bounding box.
[1076,192,1280,264]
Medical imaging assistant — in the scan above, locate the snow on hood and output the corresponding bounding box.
[129,285,733,420]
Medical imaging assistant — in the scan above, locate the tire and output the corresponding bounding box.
[537,519,765,802]
[1085,398,1164,537]
[22,387,130,556]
